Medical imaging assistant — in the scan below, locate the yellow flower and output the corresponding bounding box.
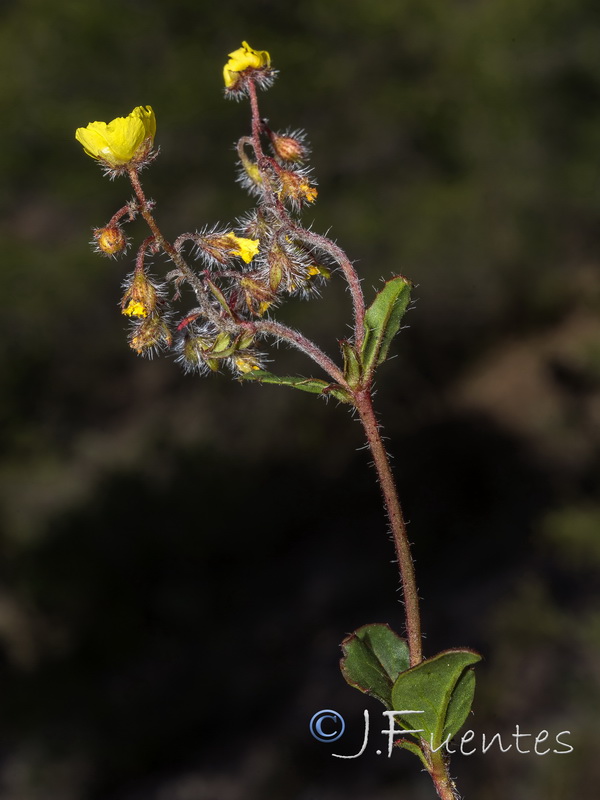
[223,41,270,89]
[122,300,148,318]
[224,233,260,263]
[75,105,156,168]
[121,270,159,318]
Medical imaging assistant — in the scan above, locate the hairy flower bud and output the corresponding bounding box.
[93,225,128,257]
[129,313,172,357]
[238,276,277,316]
[269,130,309,163]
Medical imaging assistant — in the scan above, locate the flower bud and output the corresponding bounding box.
[264,240,307,293]
[239,276,277,316]
[93,225,128,257]
[269,131,308,163]
[129,313,172,357]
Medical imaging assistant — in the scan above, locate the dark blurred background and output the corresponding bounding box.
[1,0,600,798]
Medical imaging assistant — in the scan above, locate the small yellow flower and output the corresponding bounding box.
[122,300,148,318]
[121,270,159,318]
[223,41,270,89]
[224,233,260,263]
[75,105,156,168]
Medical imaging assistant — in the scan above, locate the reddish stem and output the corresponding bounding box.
[354,387,422,666]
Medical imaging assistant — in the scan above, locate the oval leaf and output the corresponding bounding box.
[390,649,481,747]
[340,623,410,709]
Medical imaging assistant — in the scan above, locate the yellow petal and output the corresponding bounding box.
[223,41,270,88]
[122,300,148,318]
[225,233,260,263]
[75,106,156,167]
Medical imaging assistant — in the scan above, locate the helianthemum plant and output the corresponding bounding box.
[75,41,480,800]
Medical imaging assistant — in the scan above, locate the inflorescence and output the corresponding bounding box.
[75,42,343,380]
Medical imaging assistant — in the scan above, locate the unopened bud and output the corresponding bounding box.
[239,276,277,315]
[94,225,128,257]
[129,313,172,356]
[270,132,308,163]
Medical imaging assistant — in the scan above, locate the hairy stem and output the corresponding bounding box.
[354,390,460,798]
[354,388,422,666]
[428,749,459,800]
[293,225,366,348]
[248,318,349,388]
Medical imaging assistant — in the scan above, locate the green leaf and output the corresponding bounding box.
[240,370,352,403]
[443,664,477,742]
[390,649,481,748]
[361,276,411,379]
[206,278,235,318]
[340,623,410,709]
[340,339,361,388]
[211,332,234,355]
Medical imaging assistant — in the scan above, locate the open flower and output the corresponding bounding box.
[225,233,260,263]
[223,41,272,92]
[75,105,156,169]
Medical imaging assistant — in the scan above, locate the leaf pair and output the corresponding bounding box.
[340,623,480,753]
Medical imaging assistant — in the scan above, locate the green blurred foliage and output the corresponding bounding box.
[1,0,600,797]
